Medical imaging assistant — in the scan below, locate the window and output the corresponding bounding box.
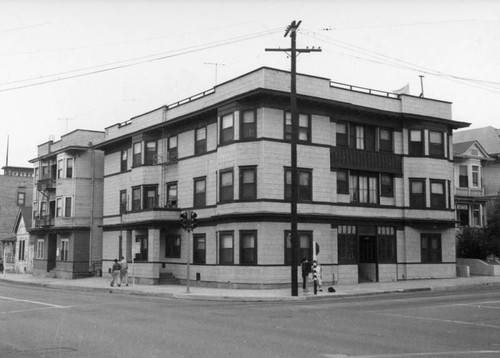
[379,128,393,152]
[241,110,256,139]
[350,172,378,204]
[430,180,446,209]
[145,141,157,165]
[219,169,234,202]
[121,149,128,172]
[380,174,394,197]
[472,205,481,226]
[17,192,26,206]
[133,142,142,166]
[410,179,425,208]
[364,126,376,151]
[194,177,206,208]
[195,127,207,154]
[240,231,257,265]
[457,204,469,226]
[165,235,181,258]
[166,182,178,208]
[336,122,348,147]
[120,190,127,214]
[135,236,148,261]
[57,159,64,178]
[421,234,442,263]
[429,131,444,158]
[132,187,141,211]
[219,232,234,265]
[355,125,364,150]
[472,166,479,187]
[56,198,62,217]
[285,168,312,202]
[338,225,357,264]
[337,170,348,194]
[409,130,423,156]
[64,197,72,217]
[220,113,234,144]
[377,227,396,263]
[66,158,74,178]
[193,234,206,264]
[459,165,468,187]
[284,112,310,142]
[143,185,157,209]
[285,231,312,265]
[239,166,257,200]
[36,239,44,259]
[168,136,178,162]
[18,240,25,260]
[42,165,49,179]
[60,239,69,261]
[40,201,47,217]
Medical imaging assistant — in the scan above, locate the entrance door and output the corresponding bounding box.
[47,234,57,272]
[358,235,378,283]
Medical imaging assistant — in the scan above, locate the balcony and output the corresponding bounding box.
[37,178,56,192]
[331,147,402,175]
[455,187,485,197]
[35,216,55,228]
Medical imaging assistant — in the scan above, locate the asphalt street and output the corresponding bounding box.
[0,281,499,358]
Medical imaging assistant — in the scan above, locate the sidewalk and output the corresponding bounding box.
[1,272,500,302]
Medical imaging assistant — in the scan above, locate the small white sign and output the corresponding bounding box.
[132,242,141,254]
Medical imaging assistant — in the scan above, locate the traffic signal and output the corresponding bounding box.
[190,211,197,230]
[180,211,188,229]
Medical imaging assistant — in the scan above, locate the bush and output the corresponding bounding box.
[456,226,490,259]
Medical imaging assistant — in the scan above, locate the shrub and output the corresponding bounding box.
[456,226,489,259]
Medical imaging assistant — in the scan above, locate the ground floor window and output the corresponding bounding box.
[36,239,44,259]
[421,234,442,263]
[165,235,181,258]
[240,231,257,265]
[60,239,69,261]
[135,235,148,261]
[219,232,234,265]
[284,231,312,264]
[338,226,357,264]
[377,227,396,263]
[193,234,206,264]
[18,240,25,260]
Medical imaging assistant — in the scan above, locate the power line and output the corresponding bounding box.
[0,27,284,93]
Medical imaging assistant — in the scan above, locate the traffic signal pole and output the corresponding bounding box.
[266,21,321,296]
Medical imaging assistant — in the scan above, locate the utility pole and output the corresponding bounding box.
[266,21,321,296]
[204,62,225,86]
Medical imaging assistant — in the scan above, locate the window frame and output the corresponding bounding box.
[338,225,358,265]
[120,149,128,172]
[409,129,424,157]
[472,165,480,187]
[219,231,234,265]
[284,112,311,142]
[166,182,178,208]
[56,197,63,217]
[18,240,25,261]
[195,127,207,155]
[219,168,234,203]
[143,185,158,210]
[240,230,257,265]
[17,192,26,206]
[193,177,206,208]
[428,131,445,158]
[57,159,64,178]
[380,173,394,198]
[36,239,45,259]
[193,234,206,264]
[349,171,378,204]
[240,109,257,140]
[66,158,74,178]
[165,235,181,258]
[284,168,313,202]
[135,235,148,261]
[284,231,313,265]
[220,113,235,144]
[119,190,127,214]
[144,140,157,165]
[64,197,72,218]
[409,178,426,209]
[420,233,442,263]
[336,122,348,147]
[336,170,349,194]
[459,165,468,188]
[379,128,393,152]
[377,227,396,263]
[239,166,257,200]
[60,238,69,262]
[430,179,446,209]
[132,186,141,211]
[132,142,142,167]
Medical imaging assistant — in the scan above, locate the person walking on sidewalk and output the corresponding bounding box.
[110,259,121,287]
[120,256,128,287]
[301,257,311,292]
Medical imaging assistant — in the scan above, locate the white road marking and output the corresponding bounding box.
[380,312,500,329]
[324,350,500,357]
[0,295,69,309]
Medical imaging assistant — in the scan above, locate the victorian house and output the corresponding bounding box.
[96,67,468,287]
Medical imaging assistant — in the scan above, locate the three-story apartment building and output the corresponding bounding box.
[98,67,469,287]
[30,130,105,278]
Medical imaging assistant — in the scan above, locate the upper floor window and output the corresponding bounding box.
[380,174,394,197]
[337,170,349,194]
[379,128,393,152]
[472,166,480,187]
[145,141,157,165]
[57,159,64,178]
[409,130,423,156]
[336,122,348,147]
[220,113,234,144]
[430,180,446,209]
[349,172,378,204]
[195,127,207,155]
[133,142,142,166]
[42,165,49,179]
[194,177,206,208]
[410,179,425,208]
[284,112,310,142]
[219,169,234,203]
[132,187,141,211]
[56,197,62,217]
[17,192,26,206]
[421,234,442,263]
[66,158,74,178]
[143,185,158,209]
[64,197,72,217]
[168,136,178,162]
[429,131,444,158]
[284,168,312,202]
[241,110,256,139]
[239,166,257,200]
[166,182,178,208]
[120,150,128,172]
[459,165,468,187]
[120,190,127,214]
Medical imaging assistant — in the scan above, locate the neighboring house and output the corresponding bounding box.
[452,141,492,227]
[13,206,34,274]
[0,166,34,272]
[96,67,469,287]
[454,127,500,219]
[29,130,105,279]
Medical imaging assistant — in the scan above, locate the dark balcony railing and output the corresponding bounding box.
[331,147,403,175]
[35,216,55,228]
[37,178,56,192]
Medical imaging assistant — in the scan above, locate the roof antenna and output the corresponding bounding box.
[5,135,9,167]
[419,75,425,98]
[204,62,225,86]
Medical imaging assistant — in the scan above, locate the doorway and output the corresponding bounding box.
[358,235,378,283]
[47,234,57,272]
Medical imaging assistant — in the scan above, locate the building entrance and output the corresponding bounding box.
[358,235,378,283]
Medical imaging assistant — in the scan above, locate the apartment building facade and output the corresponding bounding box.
[98,67,469,287]
[30,130,105,279]
[452,141,491,227]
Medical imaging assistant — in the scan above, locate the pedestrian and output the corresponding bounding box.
[110,259,121,287]
[120,256,128,287]
[301,257,311,292]
[316,262,323,292]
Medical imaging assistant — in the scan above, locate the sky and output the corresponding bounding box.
[1,0,499,167]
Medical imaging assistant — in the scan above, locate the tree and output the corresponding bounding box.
[456,226,490,259]
[485,195,500,257]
